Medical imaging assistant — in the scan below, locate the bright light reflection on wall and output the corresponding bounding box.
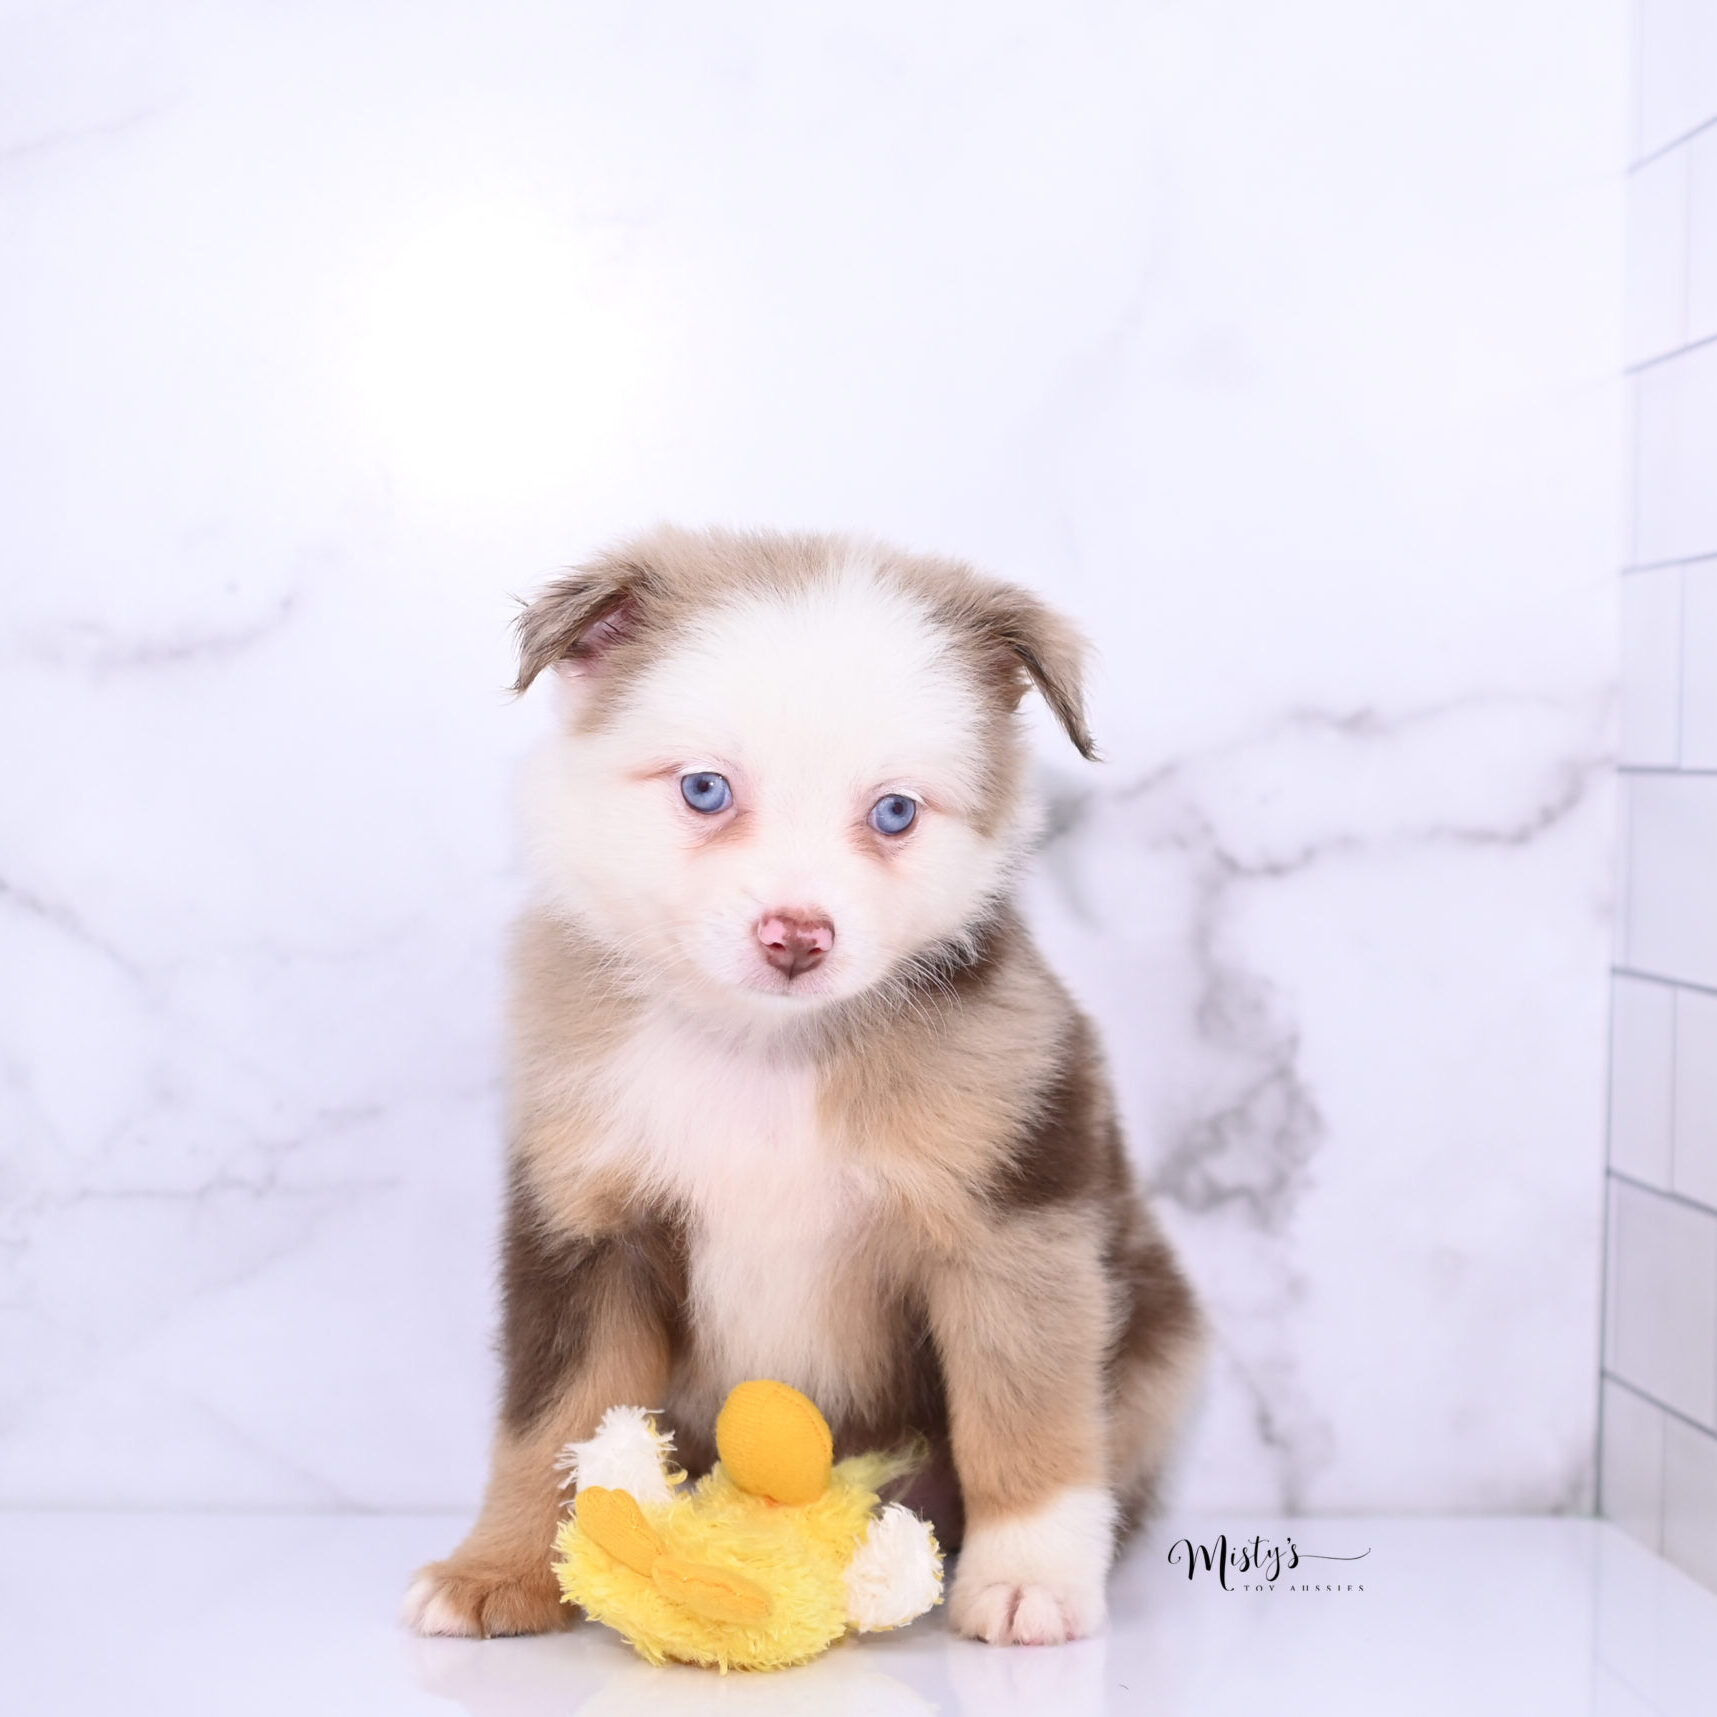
[350,203,651,506]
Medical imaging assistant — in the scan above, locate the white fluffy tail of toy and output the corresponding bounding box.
[843,1502,943,1631]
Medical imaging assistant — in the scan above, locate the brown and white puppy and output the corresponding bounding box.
[404,526,1203,1647]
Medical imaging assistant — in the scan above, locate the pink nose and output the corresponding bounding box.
[756,912,835,979]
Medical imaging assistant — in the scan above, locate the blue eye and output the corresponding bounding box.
[869,794,918,835]
[680,772,733,814]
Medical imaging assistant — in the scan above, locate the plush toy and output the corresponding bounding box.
[552,1379,943,1672]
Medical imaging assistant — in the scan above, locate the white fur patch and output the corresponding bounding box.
[556,1404,678,1506]
[949,1486,1116,1645]
[591,1006,877,1414]
[401,1572,477,1638]
[844,1503,944,1631]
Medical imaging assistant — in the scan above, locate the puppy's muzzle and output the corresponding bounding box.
[755,912,834,979]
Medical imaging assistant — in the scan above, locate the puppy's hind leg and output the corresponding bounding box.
[1107,1231,1207,1536]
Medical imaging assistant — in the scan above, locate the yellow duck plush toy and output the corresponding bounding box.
[552,1380,943,1672]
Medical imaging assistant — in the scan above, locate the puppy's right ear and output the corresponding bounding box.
[512,559,656,695]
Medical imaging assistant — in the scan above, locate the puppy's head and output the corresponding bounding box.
[515,527,1094,1019]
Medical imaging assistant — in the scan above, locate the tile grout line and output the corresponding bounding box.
[1602,1369,1717,1445]
[1623,550,1717,576]
[1624,326,1717,377]
[1609,1164,1717,1222]
[1613,966,1717,1002]
[1630,112,1717,176]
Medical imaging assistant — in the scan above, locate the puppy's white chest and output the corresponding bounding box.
[601,1015,869,1405]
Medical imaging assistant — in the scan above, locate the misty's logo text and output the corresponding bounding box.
[1167,1533,1371,1591]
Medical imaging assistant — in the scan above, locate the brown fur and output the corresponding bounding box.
[498,1174,686,1435]
[409,529,1202,1638]
[511,525,1095,768]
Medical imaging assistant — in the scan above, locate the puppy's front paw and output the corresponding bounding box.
[950,1578,1103,1644]
[950,1486,1115,1646]
[954,1572,1098,1641]
[403,1555,571,1638]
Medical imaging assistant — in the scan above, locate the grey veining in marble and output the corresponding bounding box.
[0,0,1624,1513]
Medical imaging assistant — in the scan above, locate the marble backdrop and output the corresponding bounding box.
[0,0,1625,1512]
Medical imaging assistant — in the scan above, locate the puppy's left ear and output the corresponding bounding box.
[961,582,1099,762]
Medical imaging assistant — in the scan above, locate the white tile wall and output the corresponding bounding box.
[1626,775,1717,987]
[1605,1178,1717,1424]
[1603,1379,1668,1550]
[1615,770,1636,969]
[1688,128,1717,340]
[1632,341,1717,565]
[1663,1415,1717,1587]
[1681,562,1717,765]
[1610,975,1678,1186]
[1610,11,1717,1598]
[1620,566,1683,764]
[1675,987,1717,1206]
[1627,148,1689,364]
[1635,0,1717,159]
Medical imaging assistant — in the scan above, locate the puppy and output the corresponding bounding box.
[404,527,1203,1647]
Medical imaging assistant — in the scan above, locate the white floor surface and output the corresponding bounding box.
[2,1514,1712,1715]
